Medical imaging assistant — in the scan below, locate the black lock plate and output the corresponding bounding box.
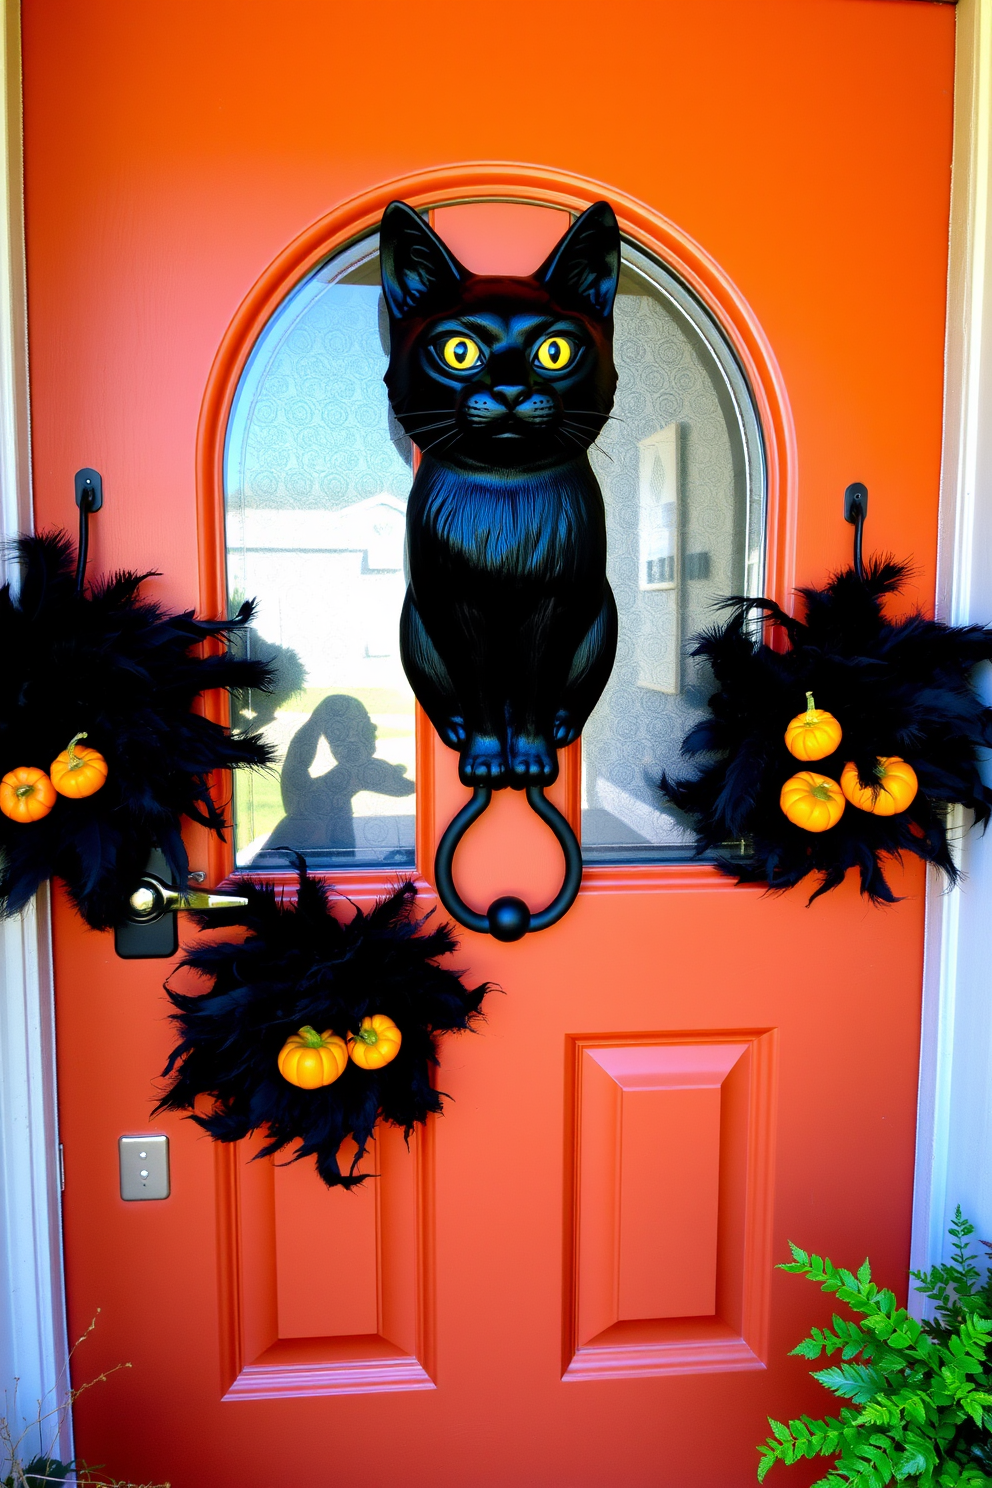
[114,849,179,960]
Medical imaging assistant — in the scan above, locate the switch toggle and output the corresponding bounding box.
[119,1134,170,1201]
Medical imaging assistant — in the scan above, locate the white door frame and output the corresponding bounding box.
[0,0,71,1465]
[0,0,985,1454]
[912,0,992,1292]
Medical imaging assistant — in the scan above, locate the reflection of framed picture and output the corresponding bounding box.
[637,423,681,694]
[638,423,680,591]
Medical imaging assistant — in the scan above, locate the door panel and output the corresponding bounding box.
[25,3,953,1485]
[568,1036,772,1376]
[220,1130,434,1399]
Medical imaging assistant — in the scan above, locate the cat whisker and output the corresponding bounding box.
[557,422,616,463]
[416,427,463,456]
[561,421,603,442]
[561,421,615,462]
[560,427,613,462]
[428,432,463,461]
[403,418,457,435]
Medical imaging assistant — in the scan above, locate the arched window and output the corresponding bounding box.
[224,216,765,870]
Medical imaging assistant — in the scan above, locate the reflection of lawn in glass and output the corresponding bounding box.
[234,686,415,859]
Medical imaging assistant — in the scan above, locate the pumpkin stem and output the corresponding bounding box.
[15,782,37,798]
[805,692,816,720]
[298,1025,323,1047]
[65,731,88,771]
[357,1025,379,1045]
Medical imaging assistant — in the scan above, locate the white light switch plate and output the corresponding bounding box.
[119,1134,170,1201]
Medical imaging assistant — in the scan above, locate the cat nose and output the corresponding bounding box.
[493,385,529,410]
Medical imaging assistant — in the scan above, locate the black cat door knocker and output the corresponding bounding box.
[379,200,621,940]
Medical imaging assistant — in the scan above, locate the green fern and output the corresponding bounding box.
[757,1209,992,1487]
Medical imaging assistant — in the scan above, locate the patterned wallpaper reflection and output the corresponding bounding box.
[581,281,746,861]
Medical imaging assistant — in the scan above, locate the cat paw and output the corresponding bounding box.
[439,715,467,749]
[509,735,559,788]
[553,710,581,747]
[459,735,507,787]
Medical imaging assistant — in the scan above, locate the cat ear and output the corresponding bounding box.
[379,201,467,319]
[536,201,620,319]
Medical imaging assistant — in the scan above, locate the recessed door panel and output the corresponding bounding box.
[219,1126,433,1399]
[567,1035,774,1379]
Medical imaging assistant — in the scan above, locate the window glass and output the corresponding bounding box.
[225,236,416,870]
[224,222,765,873]
[580,246,765,863]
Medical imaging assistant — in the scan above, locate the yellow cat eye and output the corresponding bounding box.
[441,335,482,370]
[535,336,573,371]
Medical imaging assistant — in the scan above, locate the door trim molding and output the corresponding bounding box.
[0,0,71,1458]
[912,0,992,1296]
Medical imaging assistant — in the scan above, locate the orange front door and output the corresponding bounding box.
[25,3,954,1485]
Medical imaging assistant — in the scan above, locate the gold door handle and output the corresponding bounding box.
[125,875,249,925]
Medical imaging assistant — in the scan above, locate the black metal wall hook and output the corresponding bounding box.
[434,785,583,942]
[844,481,868,581]
[74,467,103,594]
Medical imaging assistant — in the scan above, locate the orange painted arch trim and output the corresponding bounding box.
[195,161,798,888]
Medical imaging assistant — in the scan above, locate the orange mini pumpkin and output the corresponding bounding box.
[784,692,843,762]
[277,1026,348,1089]
[780,770,846,832]
[840,757,919,816]
[50,732,108,799]
[0,766,57,823]
[348,1014,402,1071]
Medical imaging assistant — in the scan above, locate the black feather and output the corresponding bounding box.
[662,557,992,903]
[0,531,273,927]
[155,862,492,1188]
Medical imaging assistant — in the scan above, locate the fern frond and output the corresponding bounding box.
[759,1215,992,1487]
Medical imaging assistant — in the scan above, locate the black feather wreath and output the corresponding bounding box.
[662,558,992,903]
[155,864,491,1188]
[0,531,272,927]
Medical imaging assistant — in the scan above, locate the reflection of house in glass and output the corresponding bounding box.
[227,494,416,868]
[224,248,419,870]
[228,496,407,678]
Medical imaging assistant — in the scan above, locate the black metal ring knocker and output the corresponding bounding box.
[434,784,583,942]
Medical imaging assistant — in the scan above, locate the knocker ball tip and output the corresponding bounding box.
[487,896,531,942]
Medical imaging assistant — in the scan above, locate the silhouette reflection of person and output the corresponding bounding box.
[266,693,414,853]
